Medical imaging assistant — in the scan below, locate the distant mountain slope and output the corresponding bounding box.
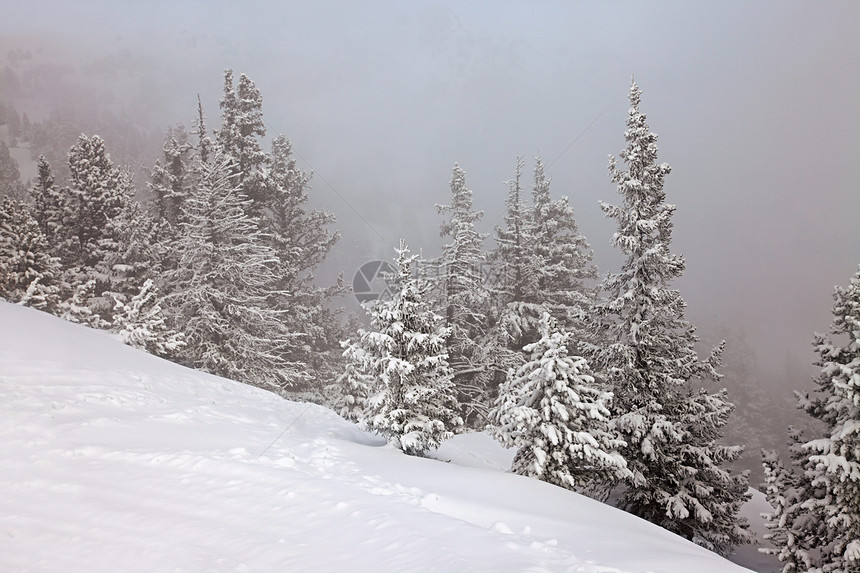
[0,301,753,572]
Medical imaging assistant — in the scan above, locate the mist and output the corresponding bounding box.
[3,0,859,390]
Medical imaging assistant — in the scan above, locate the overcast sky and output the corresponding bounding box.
[4,0,860,381]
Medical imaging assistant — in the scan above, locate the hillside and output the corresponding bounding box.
[0,301,757,572]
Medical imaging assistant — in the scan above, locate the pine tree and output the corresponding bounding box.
[57,279,108,328]
[262,134,344,387]
[111,278,185,359]
[592,80,750,553]
[0,140,25,200]
[0,196,62,311]
[216,69,267,213]
[29,155,63,247]
[342,241,463,456]
[530,156,598,330]
[98,198,162,308]
[58,134,133,270]
[761,431,828,573]
[337,338,374,423]
[782,264,860,572]
[435,163,491,426]
[164,147,307,392]
[490,157,542,350]
[491,313,630,492]
[149,125,192,227]
[491,157,535,309]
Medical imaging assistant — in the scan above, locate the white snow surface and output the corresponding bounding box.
[0,302,754,572]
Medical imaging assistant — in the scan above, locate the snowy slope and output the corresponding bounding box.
[0,301,755,573]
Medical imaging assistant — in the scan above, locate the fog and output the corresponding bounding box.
[4,0,859,387]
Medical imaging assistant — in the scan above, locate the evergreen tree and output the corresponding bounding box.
[56,135,134,274]
[802,265,860,570]
[111,278,185,359]
[760,430,829,573]
[490,157,542,350]
[0,140,25,200]
[57,279,108,328]
[194,94,212,166]
[530,156,598,330]
[164,148,307,392]
[0,196,61,311]
[262,134,344,387]
[29,155,63,247]
[770,264,860,572]
[592,80,750,553]
[491,313,630,492]
[149,125,192,227]
[491,157,535,310]
[337,338,374,423]
[216,69,267,213]
[98,197,161,307]
[341,241,462,456]
[435,163,491,426]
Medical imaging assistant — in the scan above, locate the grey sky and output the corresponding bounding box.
[4,1,859,380]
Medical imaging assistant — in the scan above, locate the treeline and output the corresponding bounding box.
[0,70,345,399]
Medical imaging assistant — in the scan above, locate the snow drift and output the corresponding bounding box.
[0,301,754,572]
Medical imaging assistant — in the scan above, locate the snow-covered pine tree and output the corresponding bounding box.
[216,69,268,214]
[0,140,25,200]
[344,240,463,456]
[50,134,143,322]
[262,134,344,390]
[760,429,829,573]
[194,94,212,166]
[490,157,542,350]
[29,155,63,248]
[530,156,598,330]
[111,278,185,359]
[337,338,374,423]
[58,134,134,271]
[98,196,162,310]
[592,80,750,554]
[0,196,61,311]
[491,312,630,492]
[164,147,307,392]
[783,264,860,572]
[57,279,108,328]
[435,163,492,426]
[149,125,192,228]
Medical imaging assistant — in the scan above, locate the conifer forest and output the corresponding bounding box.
[1,3,858,572]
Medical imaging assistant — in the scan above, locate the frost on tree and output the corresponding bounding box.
[490,313,630,493]
[529,157,598,331]
[766,265,860,572]
[58,135,134,272]
[337,339,374,423]
[760,430,829,573]
[488,156,597,369]
[52,135,150,323]
[29,155,63,248]
[261,134,343,385]
[592,80,750,555]
[148,125,192,228]
[216,69,268,214]
[435,163,492,427]
[0,196,61,311]
[341,241,463,456]
[111,279,185,359]
[164,148,307,392]
[212,72,344,390]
